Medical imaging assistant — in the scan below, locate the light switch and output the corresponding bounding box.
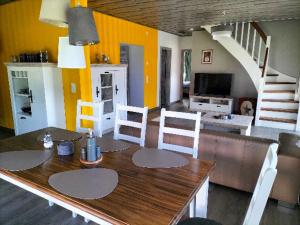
[71,83,76,93]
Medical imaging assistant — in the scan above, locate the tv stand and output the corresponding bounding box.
[189,95,233,113]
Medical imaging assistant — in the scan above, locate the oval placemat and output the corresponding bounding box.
[81,135,131,152]
[0,150,52,171]
[132,148,189,168]
[48,168,118,200]
[37,128,82,142]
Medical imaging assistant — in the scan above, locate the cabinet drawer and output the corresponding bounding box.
[190,101,210,110]
[102,114,114,131]
[210,104,230,112]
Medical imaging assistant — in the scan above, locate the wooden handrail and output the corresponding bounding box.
[251,22,267,43]
[261,47,269,77]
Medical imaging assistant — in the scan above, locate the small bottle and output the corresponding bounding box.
[96,146,101,159]
[43,133,53,149]
[81,148,87,160]
[86,129,97,161]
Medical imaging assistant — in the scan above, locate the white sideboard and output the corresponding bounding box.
[189,95,233,114]
[91,64,127,133]
[6,63,66,135]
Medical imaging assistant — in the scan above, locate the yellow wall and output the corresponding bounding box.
[0,0,158,130]
[90,13,158,108]
[0,0,80,130]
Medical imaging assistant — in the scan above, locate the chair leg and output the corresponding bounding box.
[84,217,90,223]
[48,201,54,207]
[189,198,196,217]
[72,212,77,218]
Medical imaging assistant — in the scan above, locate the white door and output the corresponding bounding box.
[112,69,127,106]
[112,69,127,120]
[27,68,47,131]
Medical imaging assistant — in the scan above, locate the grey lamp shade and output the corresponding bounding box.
[67,6,99,46]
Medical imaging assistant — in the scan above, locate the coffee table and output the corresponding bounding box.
[201,112,253,136]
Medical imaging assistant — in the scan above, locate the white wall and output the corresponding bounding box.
[259,20,300,77]
[157,31,181,106]
[180,31,257,111]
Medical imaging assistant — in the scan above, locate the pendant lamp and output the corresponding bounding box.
[58,37,86,68]
[211,24,233,40]
[39,0,69,28]
[67,6,100,46]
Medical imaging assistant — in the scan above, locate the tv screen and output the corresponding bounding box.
[194,73,232,96]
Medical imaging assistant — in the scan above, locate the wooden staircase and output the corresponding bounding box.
[204,22,300,131]
[257,73,298,130]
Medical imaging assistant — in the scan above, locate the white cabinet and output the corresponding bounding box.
[6,63,66,135]
[189,95,233,114]
[91,64,127,133]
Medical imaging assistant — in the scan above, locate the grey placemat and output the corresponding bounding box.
[132,148,189,168]
[97,136,131,152]
[48,168,118,200]
[37,129,82,142]
[0,150,52,171]
[81,135,131,152]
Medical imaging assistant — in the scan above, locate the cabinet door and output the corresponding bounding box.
[112,69,127,120]
[27,69,47,130]
[112,69,127,106]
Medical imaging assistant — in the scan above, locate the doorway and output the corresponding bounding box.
[120,44,144,107]
[160,47,172,108]
[181,49,192,99]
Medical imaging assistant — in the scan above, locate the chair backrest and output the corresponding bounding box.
[243,143,278,225]
[113,104,148,146]
[76,99,104,137]
[158,108,201,158]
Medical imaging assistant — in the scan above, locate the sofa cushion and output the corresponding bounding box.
[278,133,300,158]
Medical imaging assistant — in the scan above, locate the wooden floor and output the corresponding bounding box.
[0,179,299,225]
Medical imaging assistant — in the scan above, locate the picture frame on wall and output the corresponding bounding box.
[201,49,213,64]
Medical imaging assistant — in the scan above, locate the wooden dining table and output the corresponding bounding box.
[0,127,215,225]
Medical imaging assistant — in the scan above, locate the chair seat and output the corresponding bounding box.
[177,217,222,225]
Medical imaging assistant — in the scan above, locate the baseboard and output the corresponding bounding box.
[0,126,15,135]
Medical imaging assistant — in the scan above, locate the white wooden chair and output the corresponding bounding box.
[76,99,104,137]
[158,108,201,159]
[113,104,148,147]
[178,143,279,225]
[242,143,278,225]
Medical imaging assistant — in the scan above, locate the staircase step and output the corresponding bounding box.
[262,99,299,103]
[263,90,294,93]
[261,108,298,113]
[259,116,297,124]
[265,82,296,85]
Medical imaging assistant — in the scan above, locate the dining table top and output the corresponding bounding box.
[0,127,215,225]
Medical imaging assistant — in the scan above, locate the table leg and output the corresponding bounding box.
[195,177,209,218]
[189,198,196,217]
[241,125,251,136]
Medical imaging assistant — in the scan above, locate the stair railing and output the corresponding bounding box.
[232,22,271,78]
[232,22,271,126]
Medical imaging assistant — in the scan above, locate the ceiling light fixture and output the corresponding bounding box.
[211,24,233,40]
[39,0,69,28]
[67,6,100,46]
[58,37,86,68]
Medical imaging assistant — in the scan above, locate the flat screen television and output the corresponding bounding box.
[194,73,232,97]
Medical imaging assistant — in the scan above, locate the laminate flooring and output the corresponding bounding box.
[0,179,299,225]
